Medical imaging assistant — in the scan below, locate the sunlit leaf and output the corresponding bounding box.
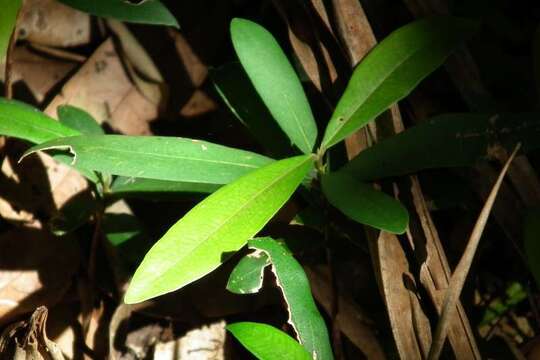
[231,18,317,154]
[58,0,178,27]
[23,135,273,185]
[321,17,476,150]
[322,171,408,234]
[227,322,312,360]
[0,98,98,182]
[124,155,313,303]
[248,237,334,360]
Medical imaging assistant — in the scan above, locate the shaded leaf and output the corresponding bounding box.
[231,18,317,154]
[57,0,178,27]
[23,135,273,185]
[58,105,104,135]
[322,171,408,234]
[227,322,311,360]
[226,252,270,294]
[0,0,21,61]
[248,237,334,360]
[321,17,476,150]
[210,63,293,158]
[343,113,540,181]
[124,155,313,303]
[0,98,79,144]
[525,208,540,288]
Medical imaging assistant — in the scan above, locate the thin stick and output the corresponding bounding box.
[428,143,521,359]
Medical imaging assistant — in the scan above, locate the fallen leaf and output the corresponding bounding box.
[45,38,162,135]
[18,0,90,48]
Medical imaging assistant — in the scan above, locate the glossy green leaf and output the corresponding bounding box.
[227,252,270,294]
[58,105,104,135]
[248,238,333,360]
[525,209,540,288]
[322,171,408,234]
[321,17,476,150]
[210,63,293,158]
[0,98,79,144]
[0,0,21,61]
[23,135,273,185]
[124,155,314,303]
[343,113,540,181]
[227,322,312,360]
[58,0,178,27]
[231,18,317,154]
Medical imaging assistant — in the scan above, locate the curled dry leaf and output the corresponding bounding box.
[45,38,164,135]
[0,306,64,359]
[0,228,79,326]
[17,0,90,48]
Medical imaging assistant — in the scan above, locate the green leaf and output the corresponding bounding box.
[58,105,104,135]
[248,237,333,360]
[0,0,21,61]
[0,98,80,144]
[110,177,219,198]
[210,63,293,158]
[231,18,317,154]
[57,0,178,27]
[0,98,99,182]
[525,209,540,288]
[226,252,270,294]
[322,171,408,234]
[124,155,314,303]
[343,113,540,181]
[22,135,273,185]
[227,322,312,360]
[321,17,477,150]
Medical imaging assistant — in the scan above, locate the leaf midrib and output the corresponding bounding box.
[324,35,439,148]
[68,144,269,170]
[157,156,311,286]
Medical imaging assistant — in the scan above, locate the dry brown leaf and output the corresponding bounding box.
[0,46,80,103]
[0,228,79,326]
[428,145,520,359]
[45,38,161,135]
[272,0,338,94]
[18,0,90,48]
[368,230,427,359]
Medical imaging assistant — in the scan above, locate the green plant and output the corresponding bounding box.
[4,14,539,358]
